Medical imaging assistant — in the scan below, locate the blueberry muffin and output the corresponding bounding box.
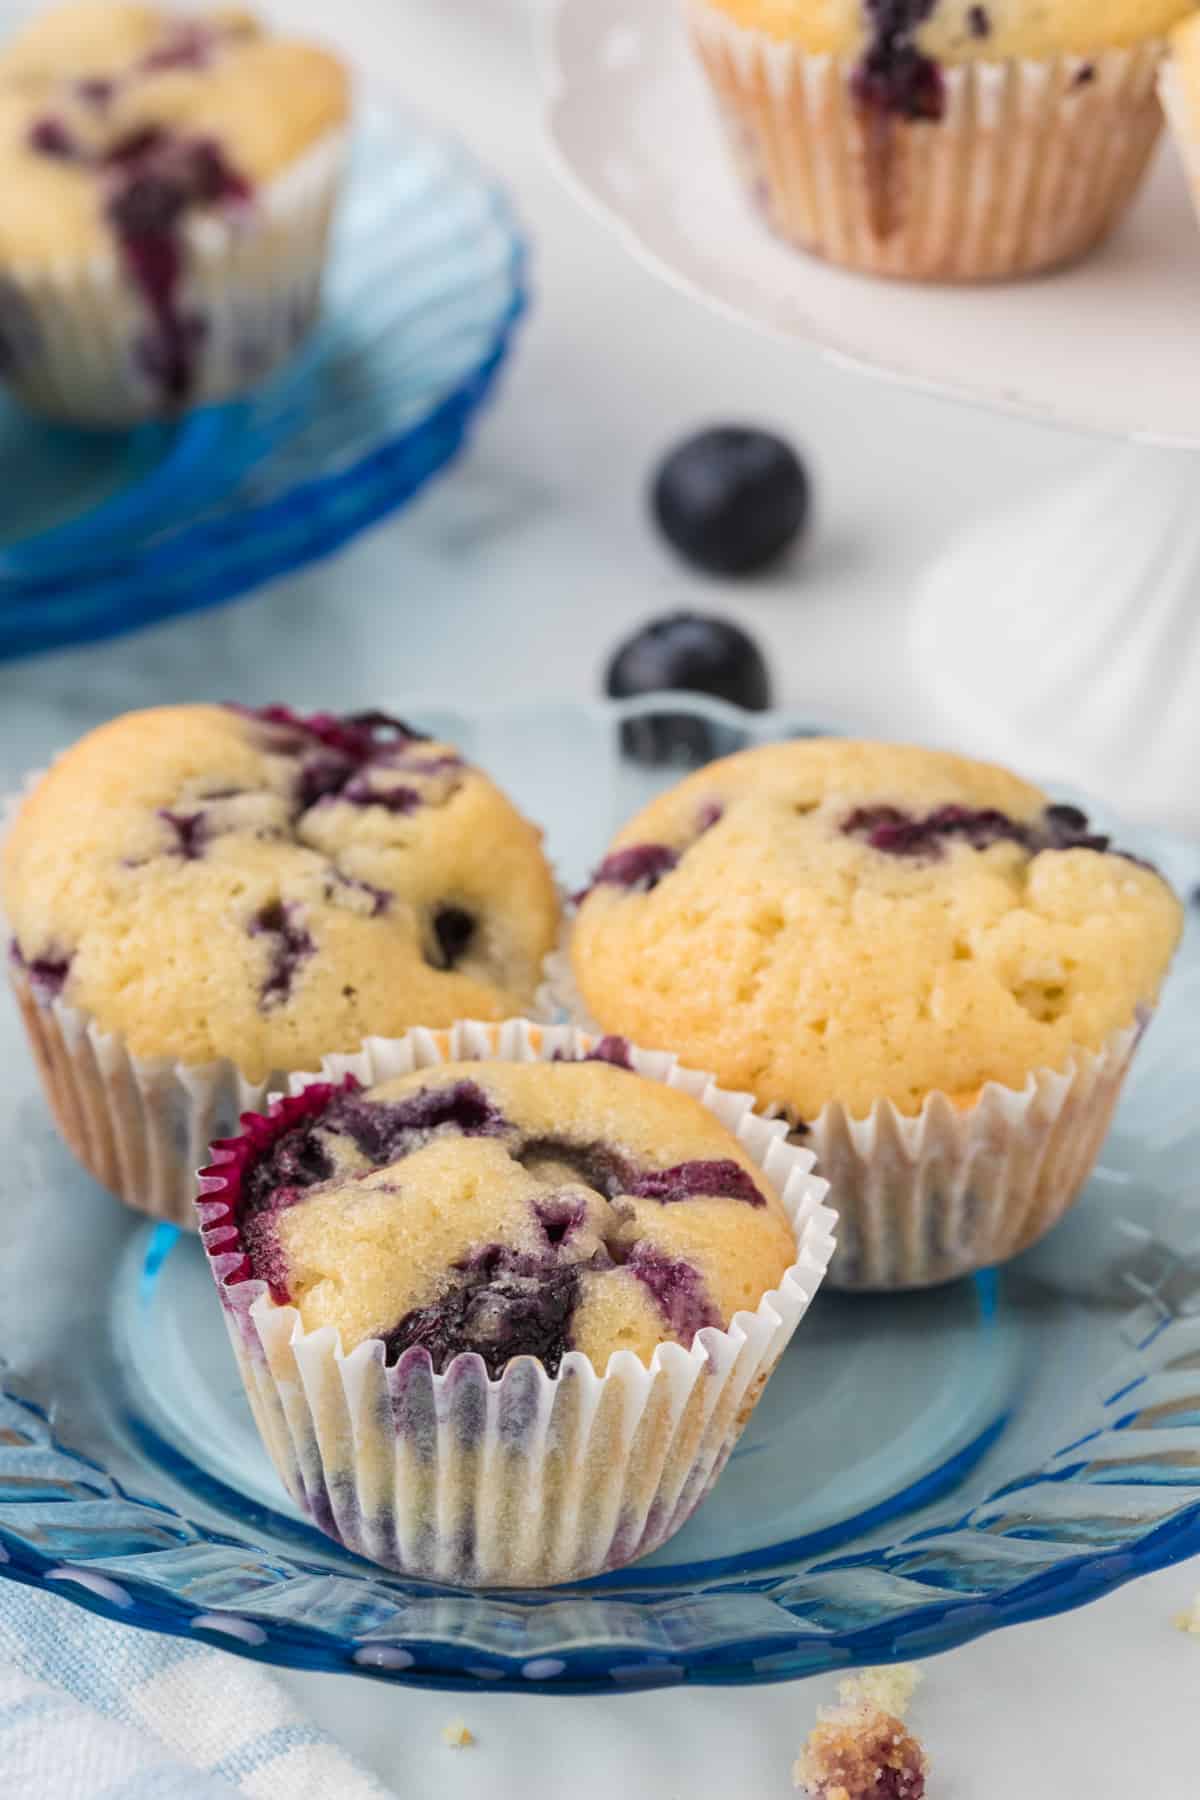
[200,1025,832,1584]
[570,740,1182,1288]
[0,2,350,423]
[688,0,1182,280]
[2,704,560,1223]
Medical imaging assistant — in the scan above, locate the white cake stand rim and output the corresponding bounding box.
[541,0,1200,453]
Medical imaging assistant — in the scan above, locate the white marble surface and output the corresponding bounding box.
[2,2,1199,1795]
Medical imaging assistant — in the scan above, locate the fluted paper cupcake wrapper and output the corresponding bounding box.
[540,945,1143,1291]
[687,2,1164,282]
[1160,63,1200,225]
[0,766,279,1228]
[197,1018,836,1588]
[0,127,347,426]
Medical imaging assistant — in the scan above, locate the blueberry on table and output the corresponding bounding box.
[605,611,772,767]
[651,427,810,577]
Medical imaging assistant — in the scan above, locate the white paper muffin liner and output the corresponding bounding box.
[0,127,347,426]
[540,944,1145,1292]
[196,1017,836,1588]
[1160,62,1200,225]
[687,2,1165,282]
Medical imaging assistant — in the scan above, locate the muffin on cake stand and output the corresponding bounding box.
[543,0,1200,841]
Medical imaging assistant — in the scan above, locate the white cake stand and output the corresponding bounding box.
[543,0,1200,838]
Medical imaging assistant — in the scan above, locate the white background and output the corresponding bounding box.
[4,1,1199,1792]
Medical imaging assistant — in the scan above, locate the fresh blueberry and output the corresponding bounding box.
[430,906,476,971]
[606,611,772,767]
[651,427,810,577]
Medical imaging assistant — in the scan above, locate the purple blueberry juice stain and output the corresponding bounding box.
[202,1075,360,1304]
[623,1244,719,1346]
[28,117,79,158]
[843,799,1153,869]
[585,1036,635,1070]
[382,1247,581,1378]
[852,0,944,121]
[519,1137,764,1207]
[76,77,115,108]
[240,1105,338,1218]
[27,111,254,406]
[106,136,251,405]
[338,774,422,814]
[577,843,679,902]
[235,707,443,817]
[625,1159,766,1208]
[696,801,724,834]
[320,1080,509,1164]
[272,708,428,764]
[551,1036,635,1070]
[966,3,990,36]
[158,808,209,860]
[250,900,314,1008]
[842,803,1029,858]
[9,940,72,999]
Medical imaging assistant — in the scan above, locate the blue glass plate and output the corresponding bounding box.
[0,110,527,660]
[2,699,1200,1693]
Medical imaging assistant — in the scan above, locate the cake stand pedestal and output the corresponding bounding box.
[544,0,1200,836]
[913,444,1200,837]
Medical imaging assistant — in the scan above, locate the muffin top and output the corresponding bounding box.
[217,1054,797,1376]
[571,741,1182,1121]
[696,0,1192,60]
[0,3,348,269]
[2,704,560,1078]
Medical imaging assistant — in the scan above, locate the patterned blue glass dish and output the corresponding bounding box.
[0,109,527,660]
[2,698,1200,1694]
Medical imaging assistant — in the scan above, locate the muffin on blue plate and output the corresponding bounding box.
[566,740,1182,1289]
[198,1020,835,1586]
[1,704,560,1226]
[0,2,350,423]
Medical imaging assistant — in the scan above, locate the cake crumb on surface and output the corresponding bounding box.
[1174,1593,1200,1635]
[794,1706,926,1799]
[442,1722,475,1748]
[795,1665,927,1798]
[837,1664,923,1719]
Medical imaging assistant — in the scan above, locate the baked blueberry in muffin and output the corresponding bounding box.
[220,1058,798,1375]
[0,3,350,421]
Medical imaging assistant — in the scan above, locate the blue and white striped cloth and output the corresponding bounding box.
[0,1583,395,1800]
